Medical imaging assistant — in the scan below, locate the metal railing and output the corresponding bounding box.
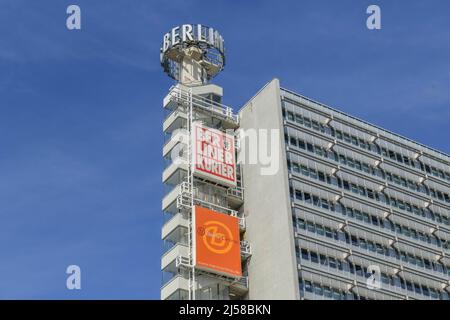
[167,86,239,124]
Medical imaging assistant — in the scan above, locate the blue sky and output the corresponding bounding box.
[0,0,449,299]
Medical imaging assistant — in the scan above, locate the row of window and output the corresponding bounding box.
[297,247,449,299]
[299,277,371,300]
[286,132,450,205]
[287,159,450,227]
[285,133,450,214]
[283,106,450,182]
[295,217,449,275]
[289,187,449,251]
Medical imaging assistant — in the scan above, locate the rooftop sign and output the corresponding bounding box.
[160,24,225,83]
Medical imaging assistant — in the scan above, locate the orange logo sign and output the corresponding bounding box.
[194,206,242,277]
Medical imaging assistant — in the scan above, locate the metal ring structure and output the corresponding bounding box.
[160,24,225,83]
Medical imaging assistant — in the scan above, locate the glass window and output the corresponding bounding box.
[359,238,367,249]
[287,112,294,121]
[314,284,323,296]
[321,199,329,210]
[297,218,306,229]
[301,248,309,260]
[343,133,351,143]
[329,257,336,269]
[305,280,312,292]
[304,193,311,203]
[298,140,306,149]
[414,283,421,294]
[301,165,309,176]
[347,159,355,168]
[312,120,320,131]
[290,136,298,146]
[312,195,320,206]
[361,212,369,223]
[362,163,370,173]
[316,224,325,236]
[318,171,325,182]
[319,254,327,265]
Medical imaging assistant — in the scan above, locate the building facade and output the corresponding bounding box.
[159,25,449,301]
[161,83,250,300]
[239,79,450,300]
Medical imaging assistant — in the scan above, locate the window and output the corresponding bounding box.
[306,221,315,232]
[332,289,341,300]
[359,186,366,196]
[319,254,327,265]
[362,212,370,223]
[298,140,306,149]
[287,112,294,121]
[348,159,355,168]
[316,225,325,236]
[343,180,350,190]
[355,265,363,276]
[304,192,311,204]
[312,195,320,206]
[359,238,367,249]
[304,118,312,128]
[290,137,297,147]
[295,190,302,200]
[318,171,325,182]
[301,165,309,176]
[321,199,329,210]
[346,207,354,218]
[312,120,320,131]
[324,287,332,298]
[297,218,306,230]
[376,244,384,254]
[406,281,413,291]
[414,283,421,294]
[371,215,379,226]
[325,227,333,238]
[314,284,323,296]
[329,257,337,269]
[305,280,313,292]
[343,133,351,143]
[310,252,318,263]
[301,248,309,260]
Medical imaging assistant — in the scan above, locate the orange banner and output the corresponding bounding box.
[194,206,242,277]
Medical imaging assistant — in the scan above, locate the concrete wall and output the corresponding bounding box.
[238,79,299,299]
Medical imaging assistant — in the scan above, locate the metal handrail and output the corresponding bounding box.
[168,86,239,123]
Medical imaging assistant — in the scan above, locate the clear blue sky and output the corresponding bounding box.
[0,0,449,299]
